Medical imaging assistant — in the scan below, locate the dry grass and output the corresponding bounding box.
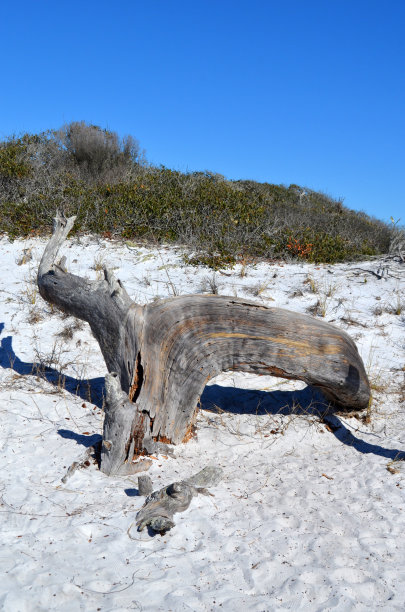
[23,280,37,306]
[304,274,318,293]
[387,454,405,474]
[32,338,75,390]
[306,278,340,318]
[249,281,270,297]
[57,319,84,340]
[16,247,33,266]
[27,307,44,325]
[386,292,404,315]
[91,254,106,280]
[199,273,220,295]
[239,256,253,278]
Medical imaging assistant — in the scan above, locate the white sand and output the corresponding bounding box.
[0,235,404,611]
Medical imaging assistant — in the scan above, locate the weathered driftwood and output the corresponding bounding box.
[61,446,94,484]
[136,466,223,533]
[138,474,153,496]
[38,213,371,476]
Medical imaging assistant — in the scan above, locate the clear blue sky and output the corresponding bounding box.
[1,1,404,223]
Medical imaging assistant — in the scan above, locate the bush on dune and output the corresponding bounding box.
[0,122,394,266]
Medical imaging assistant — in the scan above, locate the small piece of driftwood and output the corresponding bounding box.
[61,446,94,483]
[136,466,223,533]
[138,474,153,496]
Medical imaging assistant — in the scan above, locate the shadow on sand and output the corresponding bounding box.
[202,383,405,460]
[0,329,105,409]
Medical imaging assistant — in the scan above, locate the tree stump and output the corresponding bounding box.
[37,214,371,475]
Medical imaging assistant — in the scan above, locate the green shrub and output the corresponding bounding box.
[0,125,396,265]
[0,138,31,179]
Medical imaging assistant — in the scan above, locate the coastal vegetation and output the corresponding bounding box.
[0,121,394,266]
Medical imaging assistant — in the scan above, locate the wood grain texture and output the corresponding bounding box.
[38,215,371,474]
[133,295,370,446]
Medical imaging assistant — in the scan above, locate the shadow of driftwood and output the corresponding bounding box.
[0,332,105,408]
[124,488,139,497]
[1,325,404,462]
[58,428,102,448]
[201,383,326,416]
[201,384,405,461]
[321,414,405,461]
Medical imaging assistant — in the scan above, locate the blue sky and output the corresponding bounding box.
[1,1,404,223]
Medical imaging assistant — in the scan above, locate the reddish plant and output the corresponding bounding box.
[287,237,313,258]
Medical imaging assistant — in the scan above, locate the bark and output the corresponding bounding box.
[38,213,371,476]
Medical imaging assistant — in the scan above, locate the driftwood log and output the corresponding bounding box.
[38,214,371,476]
[135,466,223,533]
